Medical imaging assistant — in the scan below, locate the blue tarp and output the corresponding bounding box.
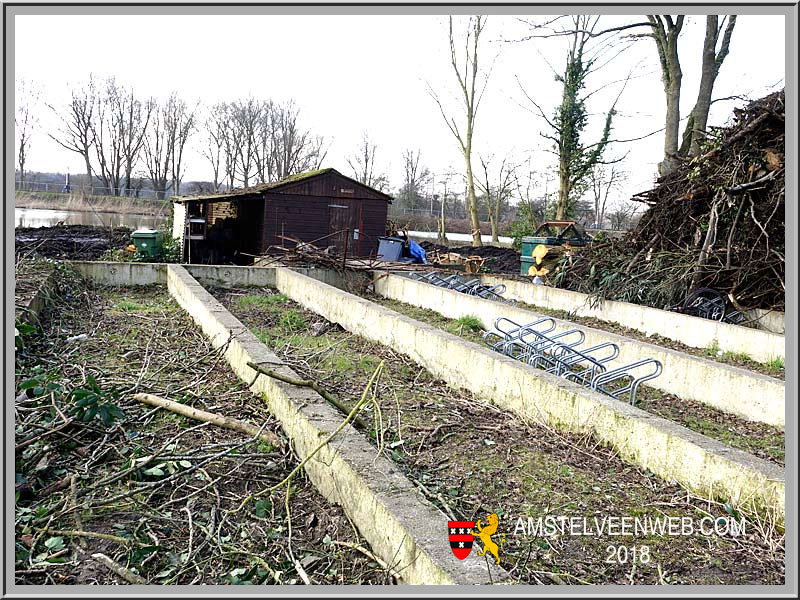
[408,239,427,264]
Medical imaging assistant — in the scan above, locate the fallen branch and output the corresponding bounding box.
[133,393,282,448]
[45,528,140,546]
[92,552,148,584]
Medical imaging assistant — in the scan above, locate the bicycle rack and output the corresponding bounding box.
[409,271,517,305]
[483,315,662,405]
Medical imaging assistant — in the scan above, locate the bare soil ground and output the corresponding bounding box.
[14,271,390,585]
[15,225,133,261]
[213,285,785,585]
[367,295,785,466]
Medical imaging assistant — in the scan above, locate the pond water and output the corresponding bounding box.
[15,208,166,230]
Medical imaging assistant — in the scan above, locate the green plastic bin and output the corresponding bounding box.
[131,228,164,258]
[520,255,538,275]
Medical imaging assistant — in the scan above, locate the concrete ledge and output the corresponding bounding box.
[185,264,349,290]
[69,261,167,286]
[276,268,784,523]
[479,274,785,363]
[375,273,785,429]
[66,262,352,291]
[749,308,785,334]
[164,264,506,585]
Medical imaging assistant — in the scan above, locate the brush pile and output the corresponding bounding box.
[553,90,785,312]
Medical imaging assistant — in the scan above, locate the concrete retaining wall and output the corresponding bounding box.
[164,264,505,584]
[69,261,167,286]
[749,308,785,335]
[374,274,785,429]
[277,268,784,523]
[67,262,349,291]
[479,274,785,363]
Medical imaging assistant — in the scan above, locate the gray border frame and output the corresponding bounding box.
[5,2,796,597]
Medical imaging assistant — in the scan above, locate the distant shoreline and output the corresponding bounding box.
[15,191,169,217]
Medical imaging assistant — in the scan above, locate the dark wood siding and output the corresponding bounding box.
[262,194,330,251]
[274,171,390,201]
[260,190,387,257]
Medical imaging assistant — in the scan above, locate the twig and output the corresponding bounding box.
[246,362,370,431]
[235,361,384,512]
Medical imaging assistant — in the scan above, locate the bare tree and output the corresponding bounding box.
[220,104,240,191]
[143,101,171,199]
[89,78,124,195]
[142,94,194,199]
[49,76,97,187]
[646,15,736,173]
[477,154,517,242]
[262,100,328,181]
[680,16,737,156]
[201,103,228,192]
[15,79,40,188]
[119,88,154,196]
[428,16,493,246]
[646,16,685,176]
[347,131,389,191]
[230,97,262,187]
[608,201,640,230]
[588,163,626,228]
[514,15,737,177]
[167,95,196,196]
[397,149,432,210]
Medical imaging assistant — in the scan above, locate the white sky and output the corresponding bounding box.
[14,12,786,208]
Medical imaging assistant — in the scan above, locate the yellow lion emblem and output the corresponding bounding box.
[473,513,505,564]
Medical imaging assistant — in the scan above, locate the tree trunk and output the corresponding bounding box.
[660,57,682,175]
[84,156,93,193]
[649,15,685,177]
[491,201,500,242]
[556,156,571,220]
[464,155,481,246]
[685,16,736,156]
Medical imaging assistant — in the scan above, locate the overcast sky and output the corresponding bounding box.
[14,11,786,209]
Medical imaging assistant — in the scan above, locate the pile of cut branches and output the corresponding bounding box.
[553,90,785,312]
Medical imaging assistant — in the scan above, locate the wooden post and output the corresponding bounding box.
[342,228,349,269]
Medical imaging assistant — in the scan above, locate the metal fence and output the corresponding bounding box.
[15,180,176,200]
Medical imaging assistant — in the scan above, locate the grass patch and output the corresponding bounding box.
[455,314,483,332]
[237,293,289,309]
[722,350,751,362]
[278,309,307,333]
[115,300,149,312]
[766,356,784,371]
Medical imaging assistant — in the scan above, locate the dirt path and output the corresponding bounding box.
[214,286,784,585]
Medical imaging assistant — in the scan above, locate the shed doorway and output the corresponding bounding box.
[328,202,361,256]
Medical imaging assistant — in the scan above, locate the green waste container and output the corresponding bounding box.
[520,255,538,275]
[131,228,164,258]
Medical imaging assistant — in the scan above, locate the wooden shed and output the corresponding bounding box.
[172,168,392,264]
